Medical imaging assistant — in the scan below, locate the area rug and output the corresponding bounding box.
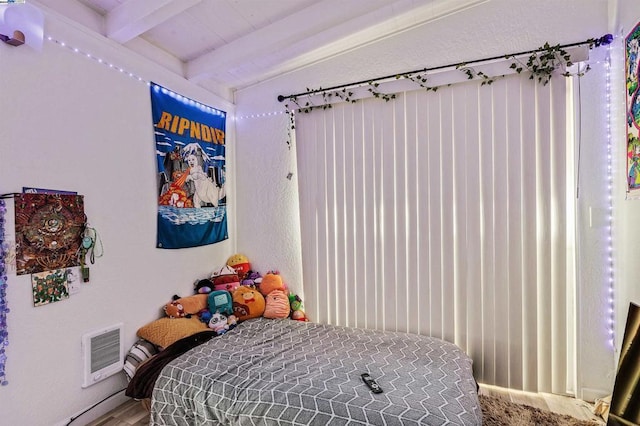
[480,394,601,426]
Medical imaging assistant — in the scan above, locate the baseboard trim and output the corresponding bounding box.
[52,392,129,426]
[580,387,611,403]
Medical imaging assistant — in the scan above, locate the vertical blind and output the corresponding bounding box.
[295,73,577,394]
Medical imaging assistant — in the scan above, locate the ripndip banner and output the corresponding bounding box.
[151,83,227,249]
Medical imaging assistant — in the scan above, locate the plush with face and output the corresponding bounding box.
[208,312,229,335]
[259,273,285,296]
[263,290,291,319]
[211,265,240,292]
[207,290,233,316]
[226,253,251,277]
[164,294,208,318]
[232,286,266,321]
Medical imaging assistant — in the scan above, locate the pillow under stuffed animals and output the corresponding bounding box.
[232,286,265,321]
[123,339,158,381]
[263,289,291,319]
[137,316,208,349]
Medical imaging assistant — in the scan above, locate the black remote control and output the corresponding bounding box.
[361,373,383,393]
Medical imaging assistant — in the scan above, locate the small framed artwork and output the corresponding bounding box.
[31,269,70,307]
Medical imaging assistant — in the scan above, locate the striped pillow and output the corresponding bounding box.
[123,339,159,381]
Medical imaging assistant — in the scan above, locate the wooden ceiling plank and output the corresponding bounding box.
[186,0,488,86]
[106,0,203,43]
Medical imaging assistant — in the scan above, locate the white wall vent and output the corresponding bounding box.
[81,323,124,388]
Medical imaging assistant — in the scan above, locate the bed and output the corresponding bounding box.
[129,317,482,425]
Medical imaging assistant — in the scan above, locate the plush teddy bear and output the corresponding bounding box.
[164,293,209,318]
[263,289,291,319]
[259,272,286,296]
[232,286,265,321]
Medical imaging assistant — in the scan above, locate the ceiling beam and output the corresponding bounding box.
[106,0,202,44]
[185,0,488,88]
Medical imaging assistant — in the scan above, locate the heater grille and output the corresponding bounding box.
[82,323,123,388]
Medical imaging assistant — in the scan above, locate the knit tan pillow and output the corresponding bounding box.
[137,316,208,349]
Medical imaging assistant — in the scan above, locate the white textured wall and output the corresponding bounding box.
[235,0,629,398]
[233,114,303,290]
[612,0,640,373]
[0,2,634,424]
[0,10,235,426]
[576,47,618,401]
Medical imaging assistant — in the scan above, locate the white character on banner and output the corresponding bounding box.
[185,153,219,208]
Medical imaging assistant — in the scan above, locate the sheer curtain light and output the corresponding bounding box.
[295,71,578,393]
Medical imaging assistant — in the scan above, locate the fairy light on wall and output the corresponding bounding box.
[44,35,228,117]
[46,35,149,85]
[605,42,615,351]
[235,111,286,120]
[151,83,226,116]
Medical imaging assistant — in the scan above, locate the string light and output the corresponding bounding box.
[235,111,286,120]
[44,35,228,117]
[605,41,615,350]
[46,35,149,85]
[151,83,226,116]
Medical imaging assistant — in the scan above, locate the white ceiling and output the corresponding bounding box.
[29,0,489,98]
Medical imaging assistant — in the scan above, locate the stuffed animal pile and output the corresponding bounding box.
[161,253,309,335]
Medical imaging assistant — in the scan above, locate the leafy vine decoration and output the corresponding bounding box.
[508,41,580,85]
[397,71,441,92]
[282,34,614,149]
[456,63,501,86]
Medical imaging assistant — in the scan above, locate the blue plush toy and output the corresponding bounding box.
[207,290,233,315]
[199,310,212,323]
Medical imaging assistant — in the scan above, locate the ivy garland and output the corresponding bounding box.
[283,34,614,148]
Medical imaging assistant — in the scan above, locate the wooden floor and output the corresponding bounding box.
[86,384,605,425]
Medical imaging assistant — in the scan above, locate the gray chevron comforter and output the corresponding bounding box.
[151,317,482,425]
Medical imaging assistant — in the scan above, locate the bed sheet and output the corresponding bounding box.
[151,317,481,425]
